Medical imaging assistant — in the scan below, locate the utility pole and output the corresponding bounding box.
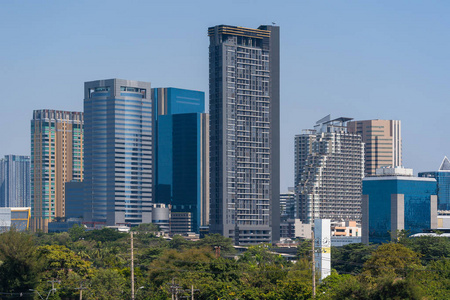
[169,278,180,300]
[312,229,316,298]
[75,282,87,300]
[47,279,60,296]
[131,231,135,300]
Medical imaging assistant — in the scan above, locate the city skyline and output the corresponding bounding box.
[2,1,450,192]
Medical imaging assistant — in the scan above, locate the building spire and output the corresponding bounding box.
[439,156,450,171]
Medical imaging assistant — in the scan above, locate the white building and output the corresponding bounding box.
[295,115,364,224]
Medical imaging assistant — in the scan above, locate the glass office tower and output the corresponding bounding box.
[419,156,450,211]
[31,110,83,232]
[208,25,280,244]
[153,88,209,233]
[0,155,31,207]
[362,174,437,244]
[84,79,152,226]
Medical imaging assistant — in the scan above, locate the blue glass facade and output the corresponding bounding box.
[0,155,31,207]
[65,181,84,219]
[363,177,437,243]
[152,88,208,233]
[84,79,153,226]
[419,171,450,210]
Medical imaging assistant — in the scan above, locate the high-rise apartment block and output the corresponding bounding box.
[84,79,152,226]
[347,119,401,176]
[31,110,83,232]
[152,87,209,233]
[295,116,364,224]
[280,187,295,221]
[0,155,31,207]
[419,156,450,211]
[208,25,280,244]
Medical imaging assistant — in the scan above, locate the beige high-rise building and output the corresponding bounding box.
[31,110,83,232]
[347,119,401,176]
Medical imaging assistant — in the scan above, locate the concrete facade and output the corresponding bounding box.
[295,116,364,224]
[208,25,280,244]
[347,119,401,176]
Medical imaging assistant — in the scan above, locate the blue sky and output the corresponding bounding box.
[1,0,450,191]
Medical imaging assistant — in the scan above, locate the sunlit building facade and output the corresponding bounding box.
[153,87,209,233]
[0,155,31,207]
[419,156,450,211]
[208,25,280,244]
[31,110,83,232]
[84,79,152,226]
[295,116,364,224]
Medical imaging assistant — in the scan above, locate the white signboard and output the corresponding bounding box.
[314,219,331,280]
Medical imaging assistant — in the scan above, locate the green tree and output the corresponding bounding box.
[196,233,236,256]
[405,235,450,263]
[87,268,127,299]
[332,243,375,274]
[0,230,42,296]
[68,224,86,242]
[318,272,367,300]
[369,276,424,300]
[84,227,127,243]
[363,243,421,278]
[131,223,159,232]
[38,244,93,280]
[296,239,312,261]
[168,234,194,250]
[415,258,450,299]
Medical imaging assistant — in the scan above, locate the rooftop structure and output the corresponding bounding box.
[375,166,413,177]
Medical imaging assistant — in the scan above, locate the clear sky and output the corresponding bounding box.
[1,0,450,192]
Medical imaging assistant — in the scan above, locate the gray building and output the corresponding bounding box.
[295,116,364,224]
[0,155,31,207]
[280,187,295,222]
[208,25,280,244]
[84,79,152,226]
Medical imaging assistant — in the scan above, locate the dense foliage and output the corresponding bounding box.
[0,226,449,299]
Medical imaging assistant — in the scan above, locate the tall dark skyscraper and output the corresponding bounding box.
[208,25,280,244]
[152,87,209,233]
[84,79,152,226]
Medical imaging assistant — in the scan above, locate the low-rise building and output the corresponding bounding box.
[0,207,31,232]
[280,219,311,239]
[331,221,361,237]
